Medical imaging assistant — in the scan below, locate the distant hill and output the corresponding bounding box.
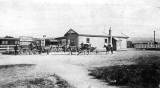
[128,37,160,43]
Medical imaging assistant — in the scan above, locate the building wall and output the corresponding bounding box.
[127,41,133,48]
[65,34,79,46]
[78,36,108,50]
[64,33,128,50]
[0,39,19,45]
[112,38,117,50]
[61,39,67,46]
[119,38,127,49]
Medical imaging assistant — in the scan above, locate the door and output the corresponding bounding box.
[70,39,75,46]
[116,41,121,50]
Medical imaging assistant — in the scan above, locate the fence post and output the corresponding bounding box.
[7,46,9,54]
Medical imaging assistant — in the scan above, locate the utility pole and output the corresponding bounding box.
[154,31,156,48]
[41,35,46,46]
[154,31,155,44]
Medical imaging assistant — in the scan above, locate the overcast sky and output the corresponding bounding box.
[0,0,160,39]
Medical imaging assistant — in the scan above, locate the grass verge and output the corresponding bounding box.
[89,53,160,88]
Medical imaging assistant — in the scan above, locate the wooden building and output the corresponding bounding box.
[54,37,66,47]
[0,37,19,45]
[127,41,133,48]
[64,29,129,51]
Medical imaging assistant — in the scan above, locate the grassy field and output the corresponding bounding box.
[0,64,75,88]
[89,51,160,88]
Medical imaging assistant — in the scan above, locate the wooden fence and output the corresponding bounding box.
[0,45,17,53]
[0,45,63,54]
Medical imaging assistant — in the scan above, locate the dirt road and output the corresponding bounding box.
[0,51,140,88]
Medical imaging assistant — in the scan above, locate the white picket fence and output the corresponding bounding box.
[0,45,17,53]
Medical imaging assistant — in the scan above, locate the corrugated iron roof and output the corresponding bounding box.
[65,29,129,38]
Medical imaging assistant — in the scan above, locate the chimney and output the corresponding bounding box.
[109,27,111,36]
[109,27,112,45]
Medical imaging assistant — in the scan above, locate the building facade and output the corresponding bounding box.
[64,29,129,51]
[0,37,19,45]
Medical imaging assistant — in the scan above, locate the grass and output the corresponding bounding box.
[2,75,75,88]
[89,51,160,88]
[0,64,75,88]
[0,64,36,69]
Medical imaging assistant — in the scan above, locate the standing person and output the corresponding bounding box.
[86,42,91,55]
[104,43,109,54]
[46,45,50,55]
[14,44,18,55]
[39,45,42,54]
[62,45,66,53]
[108,44,113,54]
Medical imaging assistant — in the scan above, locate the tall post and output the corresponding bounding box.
[154,31,156,48]
[109,27,112,46]
[43,35,46,46]
[154,31,155,44]
[41,35,46,47]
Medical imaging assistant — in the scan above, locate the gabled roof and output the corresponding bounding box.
[64,29,79,35]
[64,29,129,38]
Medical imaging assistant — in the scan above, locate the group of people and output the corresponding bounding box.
[62,42,91,55]
[14,43,51,55]
[14,42,113,55]
[78,42,91,55]
[63,42,113,55]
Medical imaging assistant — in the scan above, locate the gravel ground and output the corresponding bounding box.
[0,50,158,88]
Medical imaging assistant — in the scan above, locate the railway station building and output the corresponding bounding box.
[64,29,129,51]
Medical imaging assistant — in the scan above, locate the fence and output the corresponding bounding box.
[0,45,17,53]
[134,44,160,49]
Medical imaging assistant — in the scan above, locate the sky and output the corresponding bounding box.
[0,0,160,40]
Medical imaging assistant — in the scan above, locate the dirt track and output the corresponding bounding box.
[0,51,154,88]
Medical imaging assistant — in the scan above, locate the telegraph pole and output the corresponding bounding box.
[154,31,155,44]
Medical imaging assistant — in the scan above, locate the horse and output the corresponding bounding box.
[62,45,76,55]
[104,44,113,54]
[103,45,109,54]
[77,43,91,55]
[108,45,113,54]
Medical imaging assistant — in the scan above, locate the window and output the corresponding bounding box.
[15,41,17,44]
[86,38,90,43]
[6,41,8,44]
[15,41,19,44]
[2,41,5,44]
[2,41,8,44]
[105,39,107,43]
